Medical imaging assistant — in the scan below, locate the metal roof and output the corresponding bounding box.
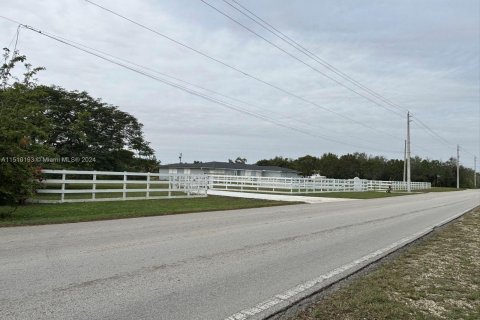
[159,161,298,173]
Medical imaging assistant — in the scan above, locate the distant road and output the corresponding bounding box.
[1,190,479,320]
[207,189,354,203]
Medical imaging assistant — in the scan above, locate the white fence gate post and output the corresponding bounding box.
[92,171,96,200]
[123,171,127,200]
[146,173,150,198]
[61,169,66,203]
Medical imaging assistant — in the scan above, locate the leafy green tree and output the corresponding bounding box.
[318,153,339,177]
[38,86,159,171]
[234,157,247,164]
[293,155,321,176]
[338,153,361,178]
[257,152,475,188]
[0,49,52,206]
[256,156,294,169]
[1,49,160,209]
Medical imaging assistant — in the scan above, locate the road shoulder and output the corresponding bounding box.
[290,206,480,320]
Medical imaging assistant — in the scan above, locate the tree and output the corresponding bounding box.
[256,152,474,188]
[38,86,159,171]
[256,156,294,169]
[0,49,160,208]
[293,155,321,176]
[234,157,247,164]
[338,153,361,178]
[0,48,52,206]
[318,153,339,178]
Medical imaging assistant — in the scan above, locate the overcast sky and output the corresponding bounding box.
[1,0,479,167]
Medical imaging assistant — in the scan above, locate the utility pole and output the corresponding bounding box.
[456,145,460,189]
[179,152,183,164]
[407,112,411,192]
[403,139,406,183]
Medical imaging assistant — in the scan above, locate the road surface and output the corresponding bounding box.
[207,189,354,203]
[1,190,478,320]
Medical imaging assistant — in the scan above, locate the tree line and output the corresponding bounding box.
[256,153,478,188]
[1,49,159,205]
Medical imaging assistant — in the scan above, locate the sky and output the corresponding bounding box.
[1,0,479,167]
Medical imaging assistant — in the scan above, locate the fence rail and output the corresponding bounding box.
[33,170,431,203]
[208,175,431,193]
[33,169,208,203]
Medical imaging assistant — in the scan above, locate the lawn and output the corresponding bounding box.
[293,206,480,320]
[0,196,295,227]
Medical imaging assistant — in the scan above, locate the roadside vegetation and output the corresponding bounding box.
[0,196,295,227]
[293,207,480,320]
[257,155,478,188]
[1,49,158,207]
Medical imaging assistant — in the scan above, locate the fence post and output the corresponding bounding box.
[61,169,66,203]
[123,171,127,200]
[146,173,150,198]
[92,171,96,200]
[168,175,172,197]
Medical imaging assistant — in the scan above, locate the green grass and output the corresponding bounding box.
[0,196,295,227]
[293,207,480,320]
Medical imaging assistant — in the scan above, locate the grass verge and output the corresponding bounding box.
[293,206,480,320]
[0,196,295,227]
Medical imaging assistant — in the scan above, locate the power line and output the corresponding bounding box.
[12,25,20,53]
[1,14,468,161]
[19,27,317,137]
[0,16,407,155]
[201,0,405,118]
[83,0,404,141]
[412,116,477,161]
[411,116,455,148]
[211,1,476,161]
[5,25,20,53]
[47,31,396,149]
[11,22,408,153]
[225,0,410,116]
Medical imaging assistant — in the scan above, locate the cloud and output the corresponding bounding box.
[1,0,478,167]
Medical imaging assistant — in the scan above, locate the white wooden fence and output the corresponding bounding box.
[34,169,208,203]
[32,170,431,203]
[208,175,431,193]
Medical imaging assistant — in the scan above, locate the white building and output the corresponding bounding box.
[159,162,299,178]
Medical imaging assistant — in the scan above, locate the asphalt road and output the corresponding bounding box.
[1,190,479,320]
